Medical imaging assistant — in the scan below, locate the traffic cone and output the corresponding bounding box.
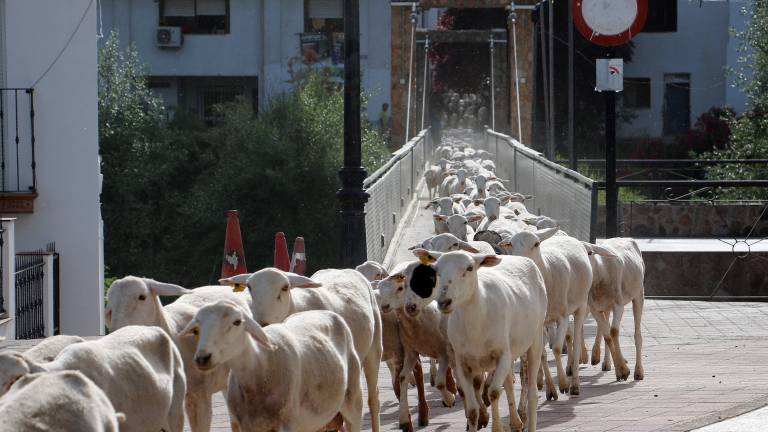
[221,210,248,279]
[290,237,307,276]
[274,232,290,271]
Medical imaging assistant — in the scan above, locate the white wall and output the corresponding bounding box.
[3,0,103,336]
[620,0,730,138]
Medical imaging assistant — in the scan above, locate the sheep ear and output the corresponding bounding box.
[432,214,448,222]
[500,195,512,204]
[244,316,276,350]
[286,273,322,288]
[370,280,381,290]
[385,273,407,283]
[144,279,191,297]
[105,308,112,330]
[467,214,484,223]
[459,241,480,253]
[536,227,560,242]
[424,200,437,209]
[178,320,198,338]
[116,413,127,424]
[219,273,252,292]
[412,248,441,263]
[589,243,618,258]
[474,254,502,268]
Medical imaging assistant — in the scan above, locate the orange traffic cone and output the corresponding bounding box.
[221,210,248,279]
[274,232,290,271]
[290,237,307,276]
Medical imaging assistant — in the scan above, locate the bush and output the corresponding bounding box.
[100,34,391,286]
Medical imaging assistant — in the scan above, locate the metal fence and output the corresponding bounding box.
[0,88,37,193]
[364,128,431,264]
[15,252,45,339]
[0,225,5,319]
[484,129,598,242]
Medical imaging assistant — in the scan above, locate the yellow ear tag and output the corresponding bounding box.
[419,255,431,265]
[232,283,246,293]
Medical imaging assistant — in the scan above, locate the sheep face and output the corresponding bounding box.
[428,251,501,313]
[484,197,501,220]
[0,352,33,397]
[237,268,321,326]
[426,233,479,254]
[181,300,274,371]
[355,261,388,282]
[105,276,190,331]
[498,228,559,259]
[377,273,408,314]
[404,263,438,316]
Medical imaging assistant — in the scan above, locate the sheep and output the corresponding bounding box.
[582,239,646,381]
[355,260,389,282]
[426,197,461,234]
[424,161,451,200]
[0,325,186,432]
[378,262,458,431]
[219,268,382,432]
[0,370,125,432]
[433,214,483,242]
[499,227,593,397]
[23,334,85,362]
[411,249,547,432]
[106,277,251,432]
[182,303,362,432]
[410,233,497,255]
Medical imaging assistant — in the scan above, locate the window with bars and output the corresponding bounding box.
[303,0,344,62]
[643,0,677,33]
[160,0,230,35]
[623,78,651,109]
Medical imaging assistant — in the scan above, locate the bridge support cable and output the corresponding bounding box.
[489,35,496,130]
[405,5,418,144]
[508,2,523,142]
[420,34,430,131]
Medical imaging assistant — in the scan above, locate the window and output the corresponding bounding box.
[197,87,240,122]
[643,0,677,33]
[303,0,344,63]
[623,78,651,109]
[663,74,691,136]
[160,0,229,35]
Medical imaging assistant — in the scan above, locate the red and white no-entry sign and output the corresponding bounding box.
[573,0,648,47]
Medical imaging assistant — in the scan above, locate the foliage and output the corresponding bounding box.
[699,1,768,200]
[99,34,390,286]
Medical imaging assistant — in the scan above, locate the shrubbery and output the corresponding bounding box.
[99,32,391,286]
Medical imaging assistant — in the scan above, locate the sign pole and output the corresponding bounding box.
[605,50,618,238]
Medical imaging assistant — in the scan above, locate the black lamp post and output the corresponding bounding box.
[337,0,369,268]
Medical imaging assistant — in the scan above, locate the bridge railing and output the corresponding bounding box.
[364,128,431,264]
[484,129,598,242]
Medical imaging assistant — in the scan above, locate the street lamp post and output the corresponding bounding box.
[337,0,369,268]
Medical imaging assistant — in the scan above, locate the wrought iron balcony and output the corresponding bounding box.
[0,88,37,213]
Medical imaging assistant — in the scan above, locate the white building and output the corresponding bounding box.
[100,0,393,121]
[619,0,751,140]
[0,0,103,338]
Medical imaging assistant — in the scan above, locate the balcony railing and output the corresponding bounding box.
[0,88,37,212]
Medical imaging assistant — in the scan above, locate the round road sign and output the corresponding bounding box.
[573,0,648,47]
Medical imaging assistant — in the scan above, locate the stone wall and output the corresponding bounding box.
[595,203,768,238]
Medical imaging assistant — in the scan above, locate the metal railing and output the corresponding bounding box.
[0,225,4,319]
[0,88,37,193]
[15,251,45,339]
[484,129,598,242]
[364,128,431,264]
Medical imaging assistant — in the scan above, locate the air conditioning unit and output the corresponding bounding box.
[156,27,183,48]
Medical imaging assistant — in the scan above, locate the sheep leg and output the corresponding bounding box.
[446,366,458,394]
[552,317,570,394]
[363,347,382,432]
[437,354,456,407]
[474,374,490,429]
[388,358,403,400]
[541,348,557,401]
[579,324,589,365]
[488,351,512,432]
[413,360,429,426]
[455,365,480,432]
[526,326,544,432]
[590,310,605,366]
[592,308,615,372]
[430,358,438,387]
[398,351,419,431]
[569,307,587,396]
[517,357,528,425]
[184,391,212,432]
[341,358,363,432]
[632,296,645,380]
[505,371,523,432]
[609,303,630,381]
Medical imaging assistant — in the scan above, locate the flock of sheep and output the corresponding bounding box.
[0,140,646,432]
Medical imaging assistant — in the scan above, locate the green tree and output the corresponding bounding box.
[700,1,768,199]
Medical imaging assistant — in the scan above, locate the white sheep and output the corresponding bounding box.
[378,262,457,430]
[355,260,389,282]
[219,268,383,432]
[432,214,483,241]
[106,277,250,432]
[23,334,85,362]
[0,370,125,432]
[410,233,496,255]
[499,227,593,397]
[412,249,547,432]
[181,302,363,432]
[0,325,186,432]
[582,238,646,381]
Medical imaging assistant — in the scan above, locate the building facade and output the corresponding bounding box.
[0,0,103,337]
[100,0,393,121]
[619,0,750,140]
